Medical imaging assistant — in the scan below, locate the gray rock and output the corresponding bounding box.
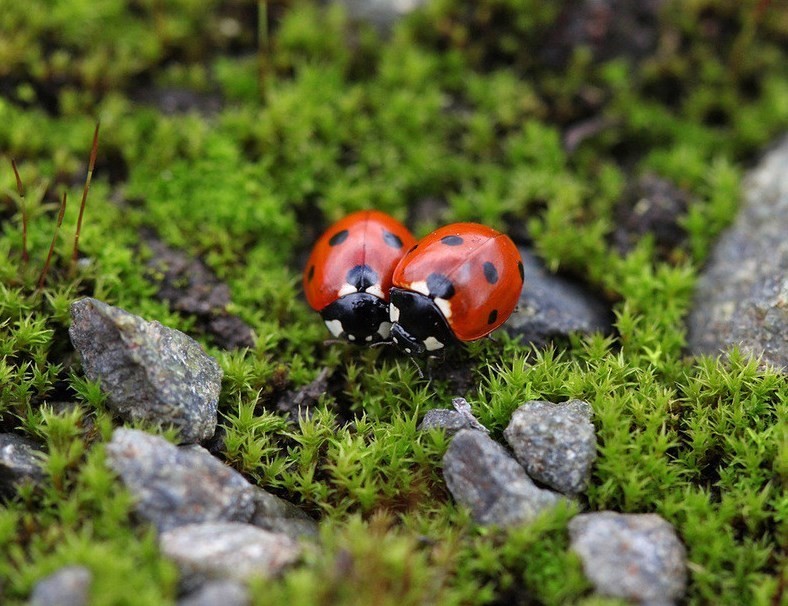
[418,397,489,436]
[504,400,596,495]
[177,580,249,606]
[504,251,612,347]
[30,565,92,606]
[569,512,687,605]
[334,0,427,28]
[442,429,562,527]
[106,428,256,532]
[160,522,301,591]
[250,487,318,538]
[69,297,222,443]
[0,433,45,498]
[688,135,788,371]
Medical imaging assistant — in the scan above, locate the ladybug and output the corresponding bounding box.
[389,223,524,355]
[304,210,417,344]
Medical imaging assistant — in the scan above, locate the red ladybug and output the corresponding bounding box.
[389,223,524,355]
[304,210,417,343]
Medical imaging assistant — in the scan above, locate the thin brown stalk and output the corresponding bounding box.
[11,159,29,264]
[70,121,100,273]
[38,191,67,290]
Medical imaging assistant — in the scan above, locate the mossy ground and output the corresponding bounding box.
[0,1,786,604]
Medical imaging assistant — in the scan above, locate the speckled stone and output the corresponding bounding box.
[442,429,562,527]
[250,487,318,538]
[418,397,489,436]
[30,566,92,606]
[160,522,301,591]
[504,400,597,495]
[69,297,222,443]
[177,580,249,606]
[106,428,256,532]
[0,433,45,498]
[569,512,687,605]
[688,135,788,371]
[504,250,612,348]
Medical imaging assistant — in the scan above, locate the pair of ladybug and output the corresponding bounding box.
[303,211,524,356]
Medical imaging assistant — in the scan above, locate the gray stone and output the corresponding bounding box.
[569,512,687,605]
[160,522,301,591]
[418,397,489,436]
[69,297,222,443]
[504,400,596,495]
[442,429,562,527]
[30,565,92,606]
[688,135,788,371]
[334,0,427,29]
[250,487,318,539]
[177,580,249,606]
[0,433,45,498]
[106,428,256,532]
[504,251,612,348]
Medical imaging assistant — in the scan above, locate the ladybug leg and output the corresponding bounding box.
[407,356,425,379]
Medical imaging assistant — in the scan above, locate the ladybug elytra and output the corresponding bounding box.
[389,223,524,355]
[303,210,416,344]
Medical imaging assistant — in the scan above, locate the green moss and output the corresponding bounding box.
[0,0,786,603]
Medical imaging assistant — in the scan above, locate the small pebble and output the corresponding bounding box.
[569,511,687,605]
[418,397,489,436]
[443,429,562,527]
[160,522,301,592]
[177,580,249,606]
[0,433,45,498]
[69,297,222,443]
[504,399,597,495]
[30,566,92,606]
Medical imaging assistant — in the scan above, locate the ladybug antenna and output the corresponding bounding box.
[370,340,392,349]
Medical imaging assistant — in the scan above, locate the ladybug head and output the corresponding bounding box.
[388,287,459,356]
[321,293,391,344]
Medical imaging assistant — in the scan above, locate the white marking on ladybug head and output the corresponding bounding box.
[365,335,373,342]
[377,321,392,339]
[325,319,344,338]
[338,283,357,297]
[404,347,412,354]
[389,303,400,322]
[366,284,384,299]
[347,334,356,341]
[408,280,430,296]
[423,336,444,351]
[434,297,452,320]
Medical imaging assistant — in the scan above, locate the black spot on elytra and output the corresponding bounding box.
[329,229,349,246]
[346,264,378,292]
[518,261,524,282]
[382,229,403,248]
[488,309,498,325]
[483,262,498,284]
[441,235,464,246]
[307,265,315,282]
[426,273,455,299]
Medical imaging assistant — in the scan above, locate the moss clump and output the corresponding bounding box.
[0,0,786,604]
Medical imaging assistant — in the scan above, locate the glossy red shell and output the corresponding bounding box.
[303,210,416,312]
[392,223,523,341]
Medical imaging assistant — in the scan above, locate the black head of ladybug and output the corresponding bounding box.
[388,287,459,356]
[320,293,391,344]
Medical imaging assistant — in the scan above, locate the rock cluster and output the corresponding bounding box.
[429,397,687,604]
